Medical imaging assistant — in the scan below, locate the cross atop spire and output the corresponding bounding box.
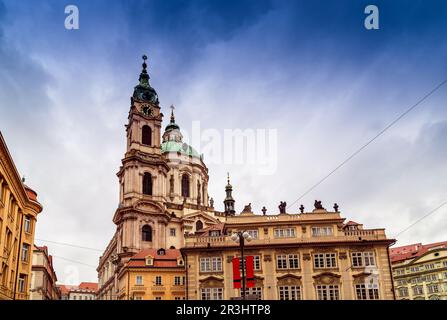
[170,105,176,123]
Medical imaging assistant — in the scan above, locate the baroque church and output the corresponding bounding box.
[97,56,395,301]
[97,56,235,298]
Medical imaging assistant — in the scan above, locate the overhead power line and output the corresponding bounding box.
[52,255,98,269]
[393,199,447,238]
[287,77,447,209]
[35,238,103,253]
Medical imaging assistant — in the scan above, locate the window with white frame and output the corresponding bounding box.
[355,283,379,300]
[24,216,31,233]
[311,226,333,237]
[427,284,439,294]
[274,228,296,238]
[201,288,223,300]
[409,266,420,273]
[316,284,340,300]
[21,243,30,262]
[313,253,337,269]
[136,275,143,285]
[398,287,408,297]
[242,287,263,300]
[155,276,162,286]
[170,228,176,237]
[174,276,181,286]
[200,257,222,272]
[413,286,424,295]
[351,251,376,267]
[210,230,220,237]
[276,254,300,269]
[278,286,301,300]
[395,269,405,275]
[246,230,259,239]
[18,274,26,293]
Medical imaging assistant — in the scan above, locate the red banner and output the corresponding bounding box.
[245,255,255,288]
[232,257,241,289]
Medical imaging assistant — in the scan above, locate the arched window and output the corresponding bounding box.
[142,225,152,242]
[196,220,203,231]
[143,173,152,195]
[142,125,152,146]
[181,174,190,197]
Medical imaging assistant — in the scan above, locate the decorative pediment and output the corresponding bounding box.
[134,200,166,214]
[199,276,224,288]
[313,272,341,285]
[277,274,302,286]
[182,211,220,224]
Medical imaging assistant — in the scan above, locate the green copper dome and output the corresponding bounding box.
[161,141,201,159]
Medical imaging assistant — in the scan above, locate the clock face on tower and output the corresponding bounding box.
[141,105,153,116]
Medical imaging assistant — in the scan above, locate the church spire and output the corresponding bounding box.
[133,54,159,104]
[224,172,235,216]
[139,54,150,88]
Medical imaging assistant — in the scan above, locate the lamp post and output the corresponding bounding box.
[231,231,252,300]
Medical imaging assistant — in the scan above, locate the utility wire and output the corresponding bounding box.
[393,199,447,238]
[52,255,98,269]
[35,238,103,253]
[287,77,447,209]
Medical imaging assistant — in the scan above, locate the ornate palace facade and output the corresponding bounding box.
[97,57,396,300]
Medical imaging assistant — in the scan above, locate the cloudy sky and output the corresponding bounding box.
[1,0,447,284]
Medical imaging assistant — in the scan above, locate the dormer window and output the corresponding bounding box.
[145,256,154,266]
[177,258,184,266]
[157,248,166,256]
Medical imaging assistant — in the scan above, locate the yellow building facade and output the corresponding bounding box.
[182,208,396,300]
[391,242,447,300]
[0,132,43,300]
[116,248,186,300]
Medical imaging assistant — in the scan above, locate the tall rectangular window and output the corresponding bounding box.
[200,257,222,272]
[201,288,223,300]
[246,230,259,239]
[174,276,181,286]
[316,285,340,300]
[311,226,333,237]
[355,283,379,300]
[351,252,376,267]
[313,253,337,269]
[276,254,300,269]
[274,228,296,238]
[398,287,408,297]
[136,275,143,285]
[278,286,301,300]
[155,276,162,286]
[18,274,26,293]
[24,216,31,233]
[21,243,30,262]
[170,228,176,237]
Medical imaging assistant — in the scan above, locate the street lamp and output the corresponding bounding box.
[231,231,252,300]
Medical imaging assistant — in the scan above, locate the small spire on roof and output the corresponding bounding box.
[170,105,175,123]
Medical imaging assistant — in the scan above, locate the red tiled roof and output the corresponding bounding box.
[78,282,98,291]
[390,241,447,263]
[127,248,182,269]
[131,248,181,260]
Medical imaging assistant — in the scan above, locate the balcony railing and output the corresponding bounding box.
[151,285,166,292]
[184,229,388,248]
